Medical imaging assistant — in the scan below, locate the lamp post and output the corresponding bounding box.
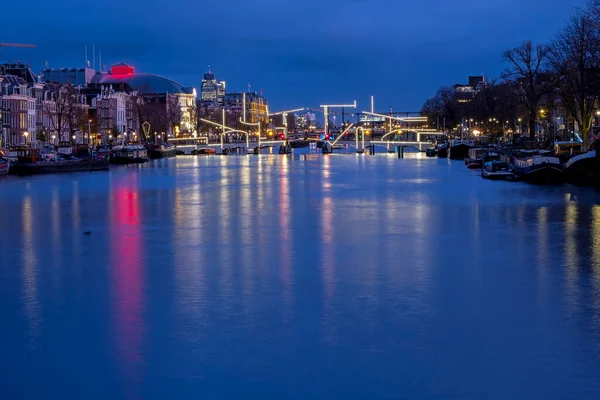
[88,119,91,145]
[52,134,56,145]
[239,119,261,152]
[222,108,226,153]
[23,131,29,145]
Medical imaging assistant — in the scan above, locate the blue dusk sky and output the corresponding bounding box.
[1,0,586,112]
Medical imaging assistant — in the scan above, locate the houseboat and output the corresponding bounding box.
[110,144,149,164]
[448,139,474,160]
[511,156,565,184]
[147,143,177,159]
[563,150,597,186]
[481,161,517,181]
[9,148,109,175]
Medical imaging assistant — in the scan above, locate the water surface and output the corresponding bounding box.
[1,154,600,399]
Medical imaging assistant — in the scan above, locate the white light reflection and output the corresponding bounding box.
[218,156,235,311]
[591,206,600,329]
[320,156,337,343]
[278,156,293,322]
[21,196,40,347]
[174,157,206,342]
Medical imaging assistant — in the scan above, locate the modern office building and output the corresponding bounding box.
[200,68,226,103]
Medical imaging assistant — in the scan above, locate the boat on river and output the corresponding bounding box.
[448,139,474,160]
[0,156,9,175]
[436,142,448,158]
[191,147,216,155]
[425,146,437,157]
[9,148,109,176]
[511,156,565,184]
[481,161,517,181]
[147,143,177,159]
[465,148,486,168]
[111,145,149,164]
[564,150,597,186]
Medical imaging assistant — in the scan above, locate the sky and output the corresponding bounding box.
[1,0,587,113]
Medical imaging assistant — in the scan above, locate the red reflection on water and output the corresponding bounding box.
[110,174,145,396]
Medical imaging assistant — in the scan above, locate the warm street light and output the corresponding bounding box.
[23,131,29,144]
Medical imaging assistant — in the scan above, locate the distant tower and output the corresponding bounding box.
[201,66,226,103]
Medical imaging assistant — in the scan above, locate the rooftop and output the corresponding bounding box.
[90,63,194,95]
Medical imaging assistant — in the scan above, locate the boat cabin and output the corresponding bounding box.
[468,148,486,160]
[554,141,583,157]
[57,142,76,155]
[484,161,510,172]
[16,148,41,163]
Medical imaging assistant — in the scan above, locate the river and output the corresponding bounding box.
[1,154,600,399]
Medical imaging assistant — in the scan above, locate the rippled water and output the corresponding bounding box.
[2,154,600,399]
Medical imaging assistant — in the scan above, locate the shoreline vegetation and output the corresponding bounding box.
[422,0,600,150]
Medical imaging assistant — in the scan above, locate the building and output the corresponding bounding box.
[200,68,226,104]
[0,74,37,145]
[40,83,90,144]
[454,75,486,103]
[294,113,316,130]
[1,63,45,143]
[89,63,196,139]
[91,85,130,139]
[224,91,269,124]
[42,65,97,86]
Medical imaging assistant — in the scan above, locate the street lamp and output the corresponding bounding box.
[52,134,56,144]
[239,119,261,151]
[23,131,29,145]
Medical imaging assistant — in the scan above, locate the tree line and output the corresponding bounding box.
[422,0,600,147]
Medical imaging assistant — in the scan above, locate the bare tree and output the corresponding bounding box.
[502,41,554,140]
[549,9,600,147]
[44,85,69,142]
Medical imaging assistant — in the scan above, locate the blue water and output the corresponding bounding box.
[2,154,600,399]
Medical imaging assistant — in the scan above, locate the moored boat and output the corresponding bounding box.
[111,145,149,164]
[564,150,597,186]
[436,142,448,158]
[192,147,216,155]
[147,143,177,159]
[554,141,584,163]
[425,146,437,157]
[0,156,9,175]
[465,148,486,168]
[448,139,474,160]
[481,161,517,181]
[9,148,109,176]
[512,156,565,184]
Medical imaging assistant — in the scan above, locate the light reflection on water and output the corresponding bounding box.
[2,155,600,398]
[109,172,145,393]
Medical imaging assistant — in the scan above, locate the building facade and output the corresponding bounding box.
[454,75,486,103]
[224,92,269,124]
[89,63,196,140]
[200,69,226,104]
[42,66,97,86]
[0,75,37,145]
